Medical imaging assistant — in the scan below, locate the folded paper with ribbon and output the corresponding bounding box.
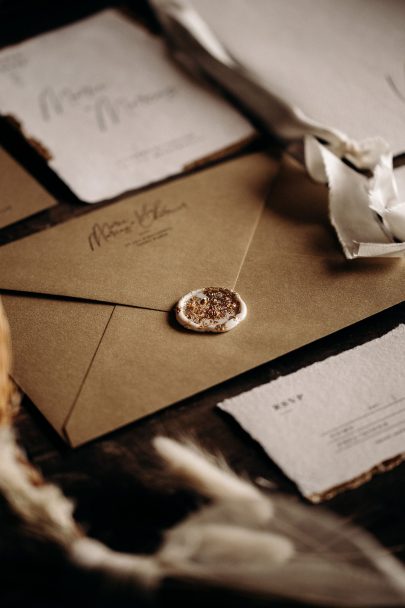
[151,0,405,258]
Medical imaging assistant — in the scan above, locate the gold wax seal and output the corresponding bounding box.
[175,287,247,333]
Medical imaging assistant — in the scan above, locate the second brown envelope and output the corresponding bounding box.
[2,151,405,445]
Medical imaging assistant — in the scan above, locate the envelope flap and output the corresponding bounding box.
[0,153,278,310]
[2,294,113,437]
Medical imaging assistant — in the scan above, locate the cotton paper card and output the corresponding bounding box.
[219,326,405,501]
[0,10,253,202]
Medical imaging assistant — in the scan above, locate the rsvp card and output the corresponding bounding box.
[219,326,405,501]
[0,10,253,203]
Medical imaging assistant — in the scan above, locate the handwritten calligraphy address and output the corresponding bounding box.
[88,199,187,251]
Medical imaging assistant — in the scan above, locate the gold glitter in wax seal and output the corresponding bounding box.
[175,287,247,333]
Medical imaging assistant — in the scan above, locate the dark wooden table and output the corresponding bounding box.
[2,3,405,606]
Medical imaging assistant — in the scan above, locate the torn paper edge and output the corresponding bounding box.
[308,453,405,503]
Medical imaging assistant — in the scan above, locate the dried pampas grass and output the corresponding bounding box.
[1,297,405,606]
[0,298,15,426]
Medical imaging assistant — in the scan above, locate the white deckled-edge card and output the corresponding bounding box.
[0,10,253,203]
[219,326,405,501]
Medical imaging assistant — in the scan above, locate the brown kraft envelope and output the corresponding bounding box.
[0,146,55,228]
[1,151,405,446]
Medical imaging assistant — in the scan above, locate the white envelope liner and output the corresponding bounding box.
[219,325,405,499]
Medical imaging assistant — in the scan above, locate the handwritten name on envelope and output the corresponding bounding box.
[87,199,188,251]
[219,326,405,501]
[0,10,253,202]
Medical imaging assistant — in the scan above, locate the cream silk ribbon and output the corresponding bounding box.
[151,0,405,259]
